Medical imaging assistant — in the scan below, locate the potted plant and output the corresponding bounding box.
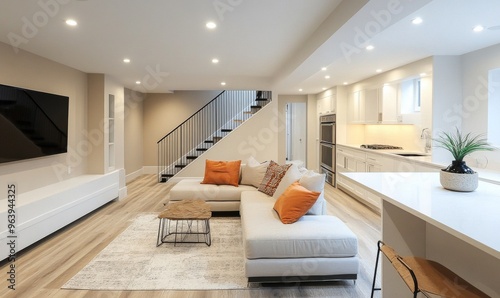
[434,128,496,191]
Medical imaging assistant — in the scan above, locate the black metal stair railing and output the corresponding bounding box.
[157,90,271,182]
[0,88,67,155]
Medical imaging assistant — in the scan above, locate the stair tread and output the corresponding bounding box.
[157,90,272,183]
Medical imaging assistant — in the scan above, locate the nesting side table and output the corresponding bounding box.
[157,199,212,246]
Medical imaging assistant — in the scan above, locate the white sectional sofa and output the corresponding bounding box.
[168,161,359,284]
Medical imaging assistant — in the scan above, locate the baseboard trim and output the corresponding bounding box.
[142,166,157,174]
[126,168,144,183]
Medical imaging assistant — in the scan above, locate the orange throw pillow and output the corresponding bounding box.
[201,160,241,187]
[273,182,320,224]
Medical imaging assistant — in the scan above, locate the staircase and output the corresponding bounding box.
[157,90,271,182]
[0,87,67,156]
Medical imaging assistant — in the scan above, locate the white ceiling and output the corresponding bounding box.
[1,0,500,94]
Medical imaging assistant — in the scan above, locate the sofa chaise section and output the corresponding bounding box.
[240,191,359,283]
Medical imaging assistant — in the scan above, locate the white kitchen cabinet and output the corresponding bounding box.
[317,93,336,115]
[337,147,366,172]
[347,90,366,123]
[336,146,370,204]
[366,153,382,172]
[336,145,438,212]
[380,84,401,123]
[348,89,380,124]
[364,88,379,124]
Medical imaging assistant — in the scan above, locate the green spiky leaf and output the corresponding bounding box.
[434,127,496,162]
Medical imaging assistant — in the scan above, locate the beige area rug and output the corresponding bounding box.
[62,214,247,290]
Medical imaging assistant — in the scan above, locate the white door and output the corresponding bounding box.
[286,103,307,166]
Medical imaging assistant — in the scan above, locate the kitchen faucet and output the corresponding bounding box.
[421,128,432,153]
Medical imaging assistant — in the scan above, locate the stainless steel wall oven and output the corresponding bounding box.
[319,114,336,185]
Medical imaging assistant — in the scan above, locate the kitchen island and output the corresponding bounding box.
[341,172,500,297]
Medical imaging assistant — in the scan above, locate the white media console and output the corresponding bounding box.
[1,171,120,261]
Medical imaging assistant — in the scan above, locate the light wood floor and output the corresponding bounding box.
[0,175,381,298]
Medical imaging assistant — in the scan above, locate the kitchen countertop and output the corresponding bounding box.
[338,143,500,184]
[341,172,500,259]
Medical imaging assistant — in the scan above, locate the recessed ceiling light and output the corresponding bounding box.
[123,58,130,63]
[420,72,427,77]
[343,82,348,85]
[65,19,78,26]
[322,87,327,90]
[376,69,382,73]
[135,81,141,84]
[473,25,484,32]
[321,67,327,71]
[299,89,303,92]
[206,22,217,29]
[412,17,423,25]
[221,82,226,86]
[212,58,219,64]
[325,75,330,79]
[366,45,374,51]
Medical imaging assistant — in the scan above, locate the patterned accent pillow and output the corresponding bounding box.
[258,161,291,196]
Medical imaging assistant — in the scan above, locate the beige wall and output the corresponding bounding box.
[143,90,222,167]
[0,41,88,193]
[177,99,280,177]
[124,88,145,177]
[87,74,105,174]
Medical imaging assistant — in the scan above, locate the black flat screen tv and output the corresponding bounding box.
[0,84,69,164]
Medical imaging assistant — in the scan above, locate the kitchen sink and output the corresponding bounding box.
[393,153,427,157]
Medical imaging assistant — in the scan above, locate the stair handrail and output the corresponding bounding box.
[157,90,225,144]
[157,90,270,182]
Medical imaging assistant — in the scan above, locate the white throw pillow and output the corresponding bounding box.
[299,170,326,215]
[240,156,269,188]
[272,164,303,199]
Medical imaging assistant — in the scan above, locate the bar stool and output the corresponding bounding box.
[371,241,489,298]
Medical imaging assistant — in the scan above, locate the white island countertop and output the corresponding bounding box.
[341,172,500,259]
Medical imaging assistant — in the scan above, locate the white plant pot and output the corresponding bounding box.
[440,170,478,192]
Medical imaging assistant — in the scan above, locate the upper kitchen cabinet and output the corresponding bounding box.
[347,90,365,123]
[317,88,336,115]
[380,83,401,124]
[348,87,400,124]
[364,88,380,124]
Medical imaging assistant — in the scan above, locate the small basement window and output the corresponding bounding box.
[488,68,500,145]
